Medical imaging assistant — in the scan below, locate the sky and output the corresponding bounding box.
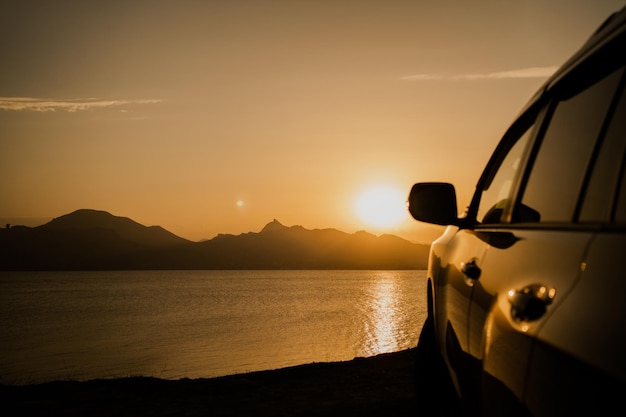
[1,0,624,244]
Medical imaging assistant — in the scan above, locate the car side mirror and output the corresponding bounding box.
[408,182,458,226]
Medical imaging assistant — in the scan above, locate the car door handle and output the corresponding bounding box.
[461,259,481,280]
[508,284,556,322]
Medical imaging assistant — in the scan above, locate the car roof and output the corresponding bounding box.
[515,6,626,118]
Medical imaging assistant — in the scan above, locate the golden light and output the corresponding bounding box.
[236,200,244,208]
[363,272,403,355]
[354,185,407,228]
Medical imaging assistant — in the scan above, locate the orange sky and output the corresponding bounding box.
[1,0,624,244]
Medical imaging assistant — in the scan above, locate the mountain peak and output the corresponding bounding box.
[261,219,286,233]
[40,208,189,247]
[45,209,131,229]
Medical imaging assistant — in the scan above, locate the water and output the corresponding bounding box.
[0,270,427,385]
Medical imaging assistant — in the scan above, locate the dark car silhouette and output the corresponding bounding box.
[408,6,626,416]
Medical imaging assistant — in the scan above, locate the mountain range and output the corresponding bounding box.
[0,209,429,270]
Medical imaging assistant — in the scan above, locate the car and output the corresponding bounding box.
[408,6,626,417]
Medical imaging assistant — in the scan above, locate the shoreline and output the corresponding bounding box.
[1,348,420,416]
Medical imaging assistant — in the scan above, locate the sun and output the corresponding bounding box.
[354,186,408,228]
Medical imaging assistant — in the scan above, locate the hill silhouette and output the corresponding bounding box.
[0,209,429,270]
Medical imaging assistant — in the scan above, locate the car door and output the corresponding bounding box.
[522,63,626,416]
[471,56,625,415]
[432,110,537,408]
[430,225,488,402]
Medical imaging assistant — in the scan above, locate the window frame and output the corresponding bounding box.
[578,70,626,225]
[517,64,625,225]
[466,38,626,233]
[465,102,544,228]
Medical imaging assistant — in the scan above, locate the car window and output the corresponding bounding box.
[477,123,534,224]
[580,72,626,223]
[518,68,624,224]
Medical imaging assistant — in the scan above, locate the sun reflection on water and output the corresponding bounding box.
[364,272,403,356]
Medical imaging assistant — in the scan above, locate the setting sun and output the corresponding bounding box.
[355,186,408,229]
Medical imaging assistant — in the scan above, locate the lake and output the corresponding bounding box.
[0,270,427,385]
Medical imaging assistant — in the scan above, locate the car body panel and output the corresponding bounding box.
[522,232,626,416]
[429,227,489,397]
[475,228,592,415]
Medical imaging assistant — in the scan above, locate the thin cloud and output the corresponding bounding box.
[402,66,559,81]
[455,66,559,80]
[0,97,163,112]
[400,74,444,81]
